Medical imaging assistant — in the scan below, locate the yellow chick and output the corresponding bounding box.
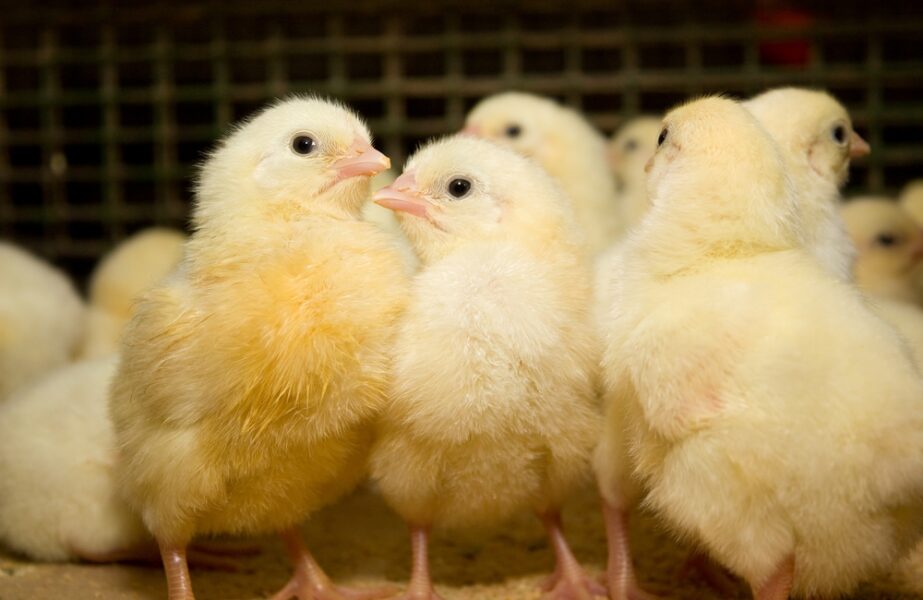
[0,242,85,399]
[370,136,602,600]
[0,355,148,562]
[109,97,407,600]
[608,116,662,231]
[464,92,622,253]
[79,227,186,359]
[899,179,923,226]
[840,196,923,304]
[598,96,923,599]
[744,87,870,282]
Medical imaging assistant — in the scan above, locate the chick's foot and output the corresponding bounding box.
[386,525,445,600]
[159,542,196,600]
[601,503,661,600]
[270,528,396,600]
[538,511,607,600]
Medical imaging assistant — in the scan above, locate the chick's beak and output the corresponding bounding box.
[373,172,429,219]
[331,138,391,183]
[849,131,871,159]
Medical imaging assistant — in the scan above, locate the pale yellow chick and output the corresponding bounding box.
[899,179,923,225]
[370,136,602,600]
[744,87,869,282]
[608,116,662,231]
[0,242,84,400]
[79,227,186,359]
[464,92,622,253]
[109,97,408,600]
[598,96,923,599]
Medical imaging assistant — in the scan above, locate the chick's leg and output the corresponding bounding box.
[159,541,196,600]
[271,528,396,600]
[602,502,659,600]
[391,524,444,600]
[538,510,607,600]
[751,556,794,600]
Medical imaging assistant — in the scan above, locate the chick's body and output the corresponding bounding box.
[109,97,406,599]
[603,97,923,599]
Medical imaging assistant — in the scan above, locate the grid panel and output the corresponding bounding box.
[1,1,922,283]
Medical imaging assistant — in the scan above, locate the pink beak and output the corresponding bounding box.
[373,171,429,219]
[849,131,871,159]
[461,124,481,137]
[330,138,391,184]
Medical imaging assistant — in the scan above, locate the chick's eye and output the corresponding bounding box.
[876,233,898,247]
[657,128,668,147]
[624,139,639,153]
[291,135,317,155]
[832,125,847,145]
[505,124,522,138]
[448,178,472,199]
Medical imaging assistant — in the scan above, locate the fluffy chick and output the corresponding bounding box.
[0,355,148,562]
[109,97,408,600]
[899,179,923,226]
[840,196,923,304]
[370,136,602,600]
[0,243,84,400]
[599,96,923,600]
[608,116,662,231]
[464,92,622,253]
[744,87,869,282]
[79,227,186,359]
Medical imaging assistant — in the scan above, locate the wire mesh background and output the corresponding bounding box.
[1,1,922,284]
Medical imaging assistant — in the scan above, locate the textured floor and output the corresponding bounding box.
[0,484,919,600]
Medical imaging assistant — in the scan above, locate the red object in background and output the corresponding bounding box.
[755,7,815,68]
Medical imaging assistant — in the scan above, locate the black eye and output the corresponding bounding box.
[657,128,668,147]
[504,124,522,138]
[624,138,639,153]
[832,125,846,145]
[876,233,898,247]
[448,178,471,199]
[291,135,317,155]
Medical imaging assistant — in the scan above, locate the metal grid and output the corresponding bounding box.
[1,1,922,283]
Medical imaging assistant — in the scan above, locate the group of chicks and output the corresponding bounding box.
[1,85,923,600]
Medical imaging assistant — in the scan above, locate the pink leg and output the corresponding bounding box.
[159,541,196,600]
[602,502,659,600]
[538,510,607,600]
[391,525,444,600]
[751,556,794,600]
[270,528,397,600]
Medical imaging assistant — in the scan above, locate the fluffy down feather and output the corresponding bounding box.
[0,242,84,400]
[601,96,923,598]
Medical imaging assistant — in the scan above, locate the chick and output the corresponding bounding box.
[608,116,662,231]
[79,227,186,359]
[109,96,407,600]
[362,168,419,272]
[899,179,923,226]
[0,242,84,400]
[744,87,869,282]
[598,96,923,599]
[0,354,148,562]
[464,92,622,253]
[370,136,602,600]
[840,196,923,304]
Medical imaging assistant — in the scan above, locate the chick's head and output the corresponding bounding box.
[841,197,923,289]
[193,96,389,229]
[609,116,663,189]
[373,136,575,263]
[745,87,869,190]
[645,96,800,247]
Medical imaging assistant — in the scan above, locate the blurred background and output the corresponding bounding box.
[0,0,921,284]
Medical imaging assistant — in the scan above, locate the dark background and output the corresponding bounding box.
[1,0,921,284]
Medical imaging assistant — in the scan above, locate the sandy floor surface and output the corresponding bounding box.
[0,485,918,599]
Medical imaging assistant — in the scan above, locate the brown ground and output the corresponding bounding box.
[0,485,918,600]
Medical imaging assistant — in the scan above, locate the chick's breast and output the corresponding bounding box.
[371,243,599,530]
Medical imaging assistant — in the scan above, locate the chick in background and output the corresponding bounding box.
[464,92,623,253]
[608,116,662,232]
[79,227,186,359]
[109,97,407,600]
[744,87,869,282]
[371,136,603,600]
[0,242,85,400]
[899,179,923,226]
[598,96,923,600]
